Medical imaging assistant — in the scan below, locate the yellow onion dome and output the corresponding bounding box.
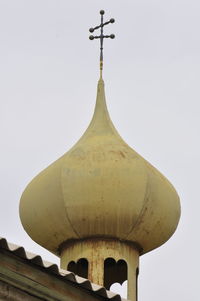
[19,78,181,255]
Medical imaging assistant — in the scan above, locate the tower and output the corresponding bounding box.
[19,11,181,301]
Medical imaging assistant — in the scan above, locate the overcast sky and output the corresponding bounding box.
[0,1,199,300]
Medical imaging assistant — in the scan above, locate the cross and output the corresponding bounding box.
[89,10,115,77]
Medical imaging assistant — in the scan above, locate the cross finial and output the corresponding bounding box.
[89,10,115,78]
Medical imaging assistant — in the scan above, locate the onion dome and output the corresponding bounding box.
[19,78,181,256]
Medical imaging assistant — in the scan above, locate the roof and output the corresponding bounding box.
[0,237,125,301]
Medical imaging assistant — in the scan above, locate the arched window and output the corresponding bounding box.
[104,258,127,290]
[67,258,88,278]
[67,260,76,273]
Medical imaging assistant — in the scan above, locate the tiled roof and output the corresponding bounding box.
[0,237,125,301]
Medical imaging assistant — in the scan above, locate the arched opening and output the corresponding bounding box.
[67,261,76,273]
[77,258,88,278]
[67,258,88,278]
[104,258,127,290]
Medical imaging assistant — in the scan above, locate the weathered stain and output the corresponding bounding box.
[119,151,125,158]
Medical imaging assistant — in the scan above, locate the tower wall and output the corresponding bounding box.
[60,238,139,301]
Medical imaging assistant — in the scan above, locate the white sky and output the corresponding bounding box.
[0,1,199,300]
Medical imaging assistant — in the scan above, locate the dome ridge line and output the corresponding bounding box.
[60,159,81,240]
[124,173,150,243]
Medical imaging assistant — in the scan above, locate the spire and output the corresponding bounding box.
[89,10,115,78]
[86,78,118,135]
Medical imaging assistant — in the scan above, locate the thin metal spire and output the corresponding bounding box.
[89,10,115,78]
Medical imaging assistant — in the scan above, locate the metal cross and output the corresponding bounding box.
[89,10,115,77]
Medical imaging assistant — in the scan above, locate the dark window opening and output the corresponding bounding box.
[104,258,127,290]
[67,258,88,278]
[67,261,76,273]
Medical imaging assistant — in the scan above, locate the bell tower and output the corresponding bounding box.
[19,10,181,301]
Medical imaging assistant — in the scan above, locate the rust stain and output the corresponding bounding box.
[119,151,125,158]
